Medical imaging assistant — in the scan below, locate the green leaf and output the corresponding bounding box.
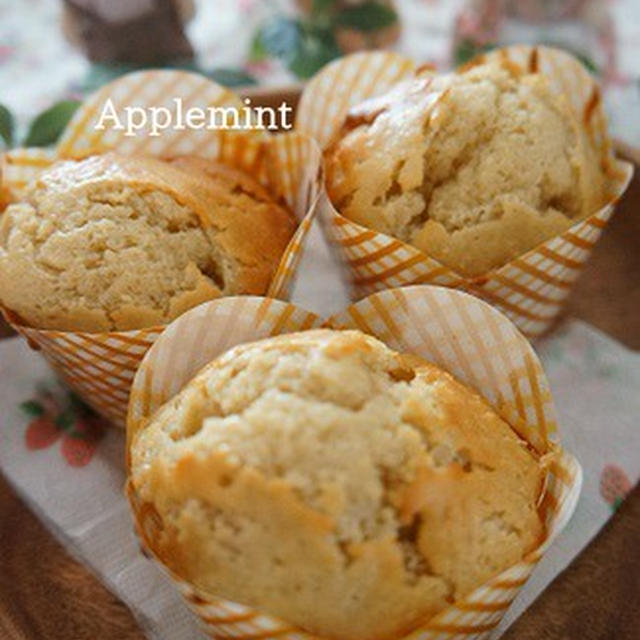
[287,29,341,79]
[564,50,598,74]
[0,104,14,148]
[453,40,478,66]
[80,62,141,94]
[249,31,267,62]
[55,409,75,431]
[335,2,397,32]
[68,390,94,417]
[24,100,81,147]
[311,0,337,18]
[207,68,257,87]
[453,39,496,67]
[20,400,44,417]
[252,16,341,77]
[67,428,92,440]
[256,17,303,63]
[80,59,200,94]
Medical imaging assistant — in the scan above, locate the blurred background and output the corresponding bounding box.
[0,0,639,148]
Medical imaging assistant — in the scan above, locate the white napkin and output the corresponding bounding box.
[1,223,638,639]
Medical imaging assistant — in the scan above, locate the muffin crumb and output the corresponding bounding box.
[326,61,605,276]
[130,329,545,640]
[0,153,296,330]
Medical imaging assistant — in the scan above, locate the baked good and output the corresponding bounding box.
[129,329,545,639]
[0,153,295,331]
[325,59,606,276]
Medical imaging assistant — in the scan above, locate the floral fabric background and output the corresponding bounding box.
[1,0,639,144]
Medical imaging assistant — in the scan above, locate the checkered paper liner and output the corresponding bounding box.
[126,286,581,640]
[0,70,323,427]
[295,45,634,338]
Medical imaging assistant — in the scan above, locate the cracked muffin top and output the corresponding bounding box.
[0,153,296,331]
[325,60,606,277]
[129,329,545,640]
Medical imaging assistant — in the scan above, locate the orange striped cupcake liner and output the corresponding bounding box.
[0,70,323,427]
[295,45,634,338]
[126,286,581,639]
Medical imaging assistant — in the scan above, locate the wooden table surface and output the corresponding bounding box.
[0,169,638,640]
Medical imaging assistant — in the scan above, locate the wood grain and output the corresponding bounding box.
[559,165,640,348]
[0,473,144,640]
[0,93,638,639]
[502,484,640,640]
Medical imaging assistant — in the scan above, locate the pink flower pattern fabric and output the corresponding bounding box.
[21,384,105,467]
[0,0,638,144]
[600,464,633,511]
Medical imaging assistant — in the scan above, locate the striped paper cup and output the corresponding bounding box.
[126,286,581,639]
[296,45,634,338]
[0,70,323,427]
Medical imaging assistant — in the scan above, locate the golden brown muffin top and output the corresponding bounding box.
[0,153,295,331]
[130,329,545,639]
[325,60,605,276]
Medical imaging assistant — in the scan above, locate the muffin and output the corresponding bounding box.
[325,59,606,277]
[0,153,296,331]
[129,329,545,640]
